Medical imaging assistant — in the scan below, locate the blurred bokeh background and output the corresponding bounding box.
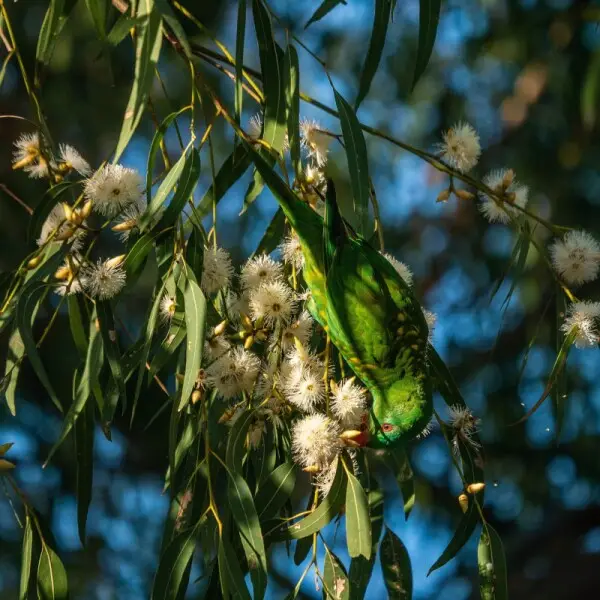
[2,0,600,598]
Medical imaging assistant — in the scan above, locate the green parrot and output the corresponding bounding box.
[270,176,432,449]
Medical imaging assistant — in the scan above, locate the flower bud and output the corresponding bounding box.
[112,219,137,232]
[458,493,469,513]
[436,189,451,203]
[80,200,93,219]
[302,465,320,474]
[27,256,42,269]
[191,390,202,405]
[62,203,74,222]
[501,169,515,189]
[243,335,254,350]
[54,265,71,280]
[0,459,15,471]
[466,482,485,494]
[213,320,228,336]
[454,189,475,201]
[0,442,14,457]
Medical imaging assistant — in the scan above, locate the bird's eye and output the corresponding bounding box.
[381,423,394,433]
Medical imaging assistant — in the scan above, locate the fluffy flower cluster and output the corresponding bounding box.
[561,301,600,348]
[550,230,600,287]
[479,169,529,224]
[438,122,481,174]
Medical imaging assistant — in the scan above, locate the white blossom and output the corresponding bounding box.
[204,328,231,361]
[315,457,340,497]
[280,232,304,271]
[300,118,331,167]
[249,281,296,327]
[550,230,600,286]
[561,301,600,348]
[448,405,480,453]
[12,132,54,178]
[423,309,437,341]
[248,420,266,449]
[381,252,413,287]
[84,164,143,217]
[82,257,126,300]
[479,169,529,224]
[53,259,84,297]
[206,347,260,399]
[288,369,325,412]
[248,113,263,139]
[54,277,83,297]
[330,378,367,429]
[292,414,342,469]
[160,293,177,322]
[113,197,147,242]
[417,418,436,440]
[58,144,91,176]
[280,310,313,350]
[240,254,283,291]
[201,246,234,295]
[38,204,87,251]
[438,122,481,173]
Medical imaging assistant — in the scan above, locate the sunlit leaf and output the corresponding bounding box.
[178,268,206,411]
[478,524,508,600]
[226,409,254,473]
[37,544,68,600]
[107,14,144,47]
[284,44,301,179]
[156,0,192,59]
[234,0,247,123]
[305,0,345,29]
[413,0,441,88]
[345,466,372,559]
[323,546,350,600]
[151,528,196,600]
[334,89,371,236]
[380,527,412,599]
[84,0,107,39]
[19,516,33,600]
[114,5,163,162]
[355,0,392,109]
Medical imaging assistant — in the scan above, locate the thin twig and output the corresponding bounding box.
[0,183,33,214]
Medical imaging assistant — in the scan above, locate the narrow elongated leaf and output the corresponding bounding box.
[156,148,201,230]
[148,313,186,379]
[67,295,87,358]
[4,327,25,416]
[75,396,94,545]
[185,229,205,280]
[165,412,199,491]
[124,230,162,281]
[554,289,568,441]
[227,468,268,600]
[334,89,370,236]
[19,516,33,600]
[218,537,251,600]
[252,0,286,153]
[282,458,346,540]
[37,544,68,600]
[146,106,191,203]
[107,15,144,46]
[141,142,193,231]
[355,0,392,109]
[582,49,600,131]
[84,0,107,39]
[412,0,441,88]
[114,6,163,161]
[284,44,301,179]
[196,144,251,218]
[478,525,508,600]
[384,448,415,519]
[256,461,297,521]
[305,0,345,28]
[253,208,286,257]
[226,410,254,473]
[96,301,126,411]
[28,181,77,244]
[428,502,478,574]
[178,270,206,411]
[323,546,350,600]
[235,0,247,123]
[151,529,196,600]
[44,315,102,466]
[35,0,77,78]
[345,468,372,559]
[156,0,192,59]
[380,527,412,599]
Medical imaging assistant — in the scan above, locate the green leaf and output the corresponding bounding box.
[281,458,347,540]
[19,516,34,600]
[323,546,350,600]
[146,106,191,203]
[195,144,251,218]
[334,89,371,236]
[35,0,77,81]
[178,269,206,411]
[234,0,247,123]
[28,181,77,244]
[242,169,266,213]
[107,15,144,47]
[412,0,441,88]
[253,208,286,258]
[384,448,415,520]
[284,44,301,179]
[428,502,478,575]
[67,295,87,358]
[218,537,251,600]
[151,529,196,600]
[37,544,68,600]
[252,0,287,154]
[478,525,508,600]
[582,49,600,131]
[155,0,192,59]
[124,230,162,282]
[44,314,102,467]
[165,412,199,491]
[185,229,205,281]
[3,327,25,416]
[96,301,127,412]
[305,0,346,29]
[114,6,163,162]
[84,0,107,39]
[380,527,412,599]
[355,0,392,109]
[345,466,372,559]
[226,410,254,473]
[141,142,194,232]
[227,468,268,600]
[75,396,94,545]
[255,461,297,521]
[348,485,384,599]
[553,289,568,441]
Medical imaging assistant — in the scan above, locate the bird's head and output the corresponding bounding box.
[364,376,432,449]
